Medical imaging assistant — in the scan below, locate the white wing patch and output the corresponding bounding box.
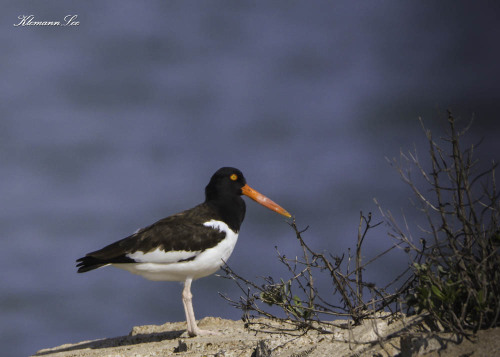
[126,248,199,264]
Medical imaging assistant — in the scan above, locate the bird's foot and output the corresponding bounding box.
[187,327,221,337]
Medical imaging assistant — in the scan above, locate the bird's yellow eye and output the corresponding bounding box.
[230,174,238,181]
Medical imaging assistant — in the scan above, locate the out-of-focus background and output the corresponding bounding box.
[1,1,499,356]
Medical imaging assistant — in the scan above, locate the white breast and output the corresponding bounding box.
[202,220,239,263]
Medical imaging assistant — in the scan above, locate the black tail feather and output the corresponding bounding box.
[76,256,108,273]
[76,254,135,273]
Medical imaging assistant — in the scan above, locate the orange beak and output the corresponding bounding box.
[241,184,292,218]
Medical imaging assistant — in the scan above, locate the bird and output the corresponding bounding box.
[76,167,291,337]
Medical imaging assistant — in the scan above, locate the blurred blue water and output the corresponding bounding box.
[1,2,500,356]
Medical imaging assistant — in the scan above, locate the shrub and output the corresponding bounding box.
[383,112,500,334]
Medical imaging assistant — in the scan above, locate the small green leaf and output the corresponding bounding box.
[431,285,445,300]
[478,289,485,305]
[293,295,302,307]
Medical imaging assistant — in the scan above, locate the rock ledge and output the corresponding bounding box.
[33,316,500,356]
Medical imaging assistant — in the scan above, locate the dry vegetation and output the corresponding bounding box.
[221,112,500,340]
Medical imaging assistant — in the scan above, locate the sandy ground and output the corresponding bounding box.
[33,316,500,357]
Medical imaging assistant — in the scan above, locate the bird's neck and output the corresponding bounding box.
[206,195,246,233]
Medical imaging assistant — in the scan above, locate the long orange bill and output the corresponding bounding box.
[241,184,292,218]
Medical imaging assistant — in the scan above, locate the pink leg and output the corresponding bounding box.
[182,278,220,337]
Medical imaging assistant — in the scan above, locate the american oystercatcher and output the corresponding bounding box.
[76,167,291,336]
